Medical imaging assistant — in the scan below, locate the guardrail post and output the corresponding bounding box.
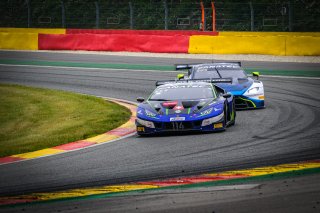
[211,1,216,32]
[95,1,100,29]
[25,0,31,27]
[60,0,65,28]
[200,1,205,31]
[129,2,134,29]
[163,0,168,30]
[288,0,292,31]
[249,1,254,31]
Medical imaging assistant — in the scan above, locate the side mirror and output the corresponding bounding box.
[223,93,231,99]
[136,97,145,103]
[177,73,185,80]
[252,72,260,80]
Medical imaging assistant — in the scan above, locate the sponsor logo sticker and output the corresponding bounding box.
[214,107,222,111]
[137,127,145,132]
[170,117,186,121]
[214,123,223,128]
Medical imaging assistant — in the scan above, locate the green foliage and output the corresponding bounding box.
[0,0,318,31]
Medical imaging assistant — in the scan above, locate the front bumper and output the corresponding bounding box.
[136,119,225,135]
[235,96,264,110]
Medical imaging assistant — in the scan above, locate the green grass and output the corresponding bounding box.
[0,84,131,157]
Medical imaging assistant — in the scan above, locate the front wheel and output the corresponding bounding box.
[230,99,236,125]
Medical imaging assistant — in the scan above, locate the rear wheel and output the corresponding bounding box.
[224,104,228,128]
[225,100,236,127]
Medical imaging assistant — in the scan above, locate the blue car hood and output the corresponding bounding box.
[216,78,253,96]
[137,99,224,122]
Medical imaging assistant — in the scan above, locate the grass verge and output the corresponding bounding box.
[0,84,131,157]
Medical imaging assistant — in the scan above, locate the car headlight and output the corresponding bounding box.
[243,82,264,99]
[200,108,213,116]
[136,118,155,128]
[201,112,224,126]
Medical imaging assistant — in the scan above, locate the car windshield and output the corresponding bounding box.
[218,70,247,78]
[149,85,215,101]
[193,66,220,79]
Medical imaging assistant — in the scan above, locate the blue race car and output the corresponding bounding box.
[135,80,236,135]
[176,62,265,109]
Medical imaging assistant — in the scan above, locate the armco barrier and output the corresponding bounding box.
[0,28,319,56]
[219,31,320,37]
[286,36,320,56]
[0,28,65,51]
[67,29,218,36]
[39,34,190,53]
[189,34,320,56]
[0,33,38,50]
[188,35,286,55]
[0,28,65,34]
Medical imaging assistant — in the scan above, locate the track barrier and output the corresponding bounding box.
[38,34,190,53]
[189,32,320,56]
[286,36,320,56]
[0,28,65,51]
[0,28,65,34]
[218,31,320,36]
[189,35,286,55]
[0,28,319,56]
[0,32,38,50]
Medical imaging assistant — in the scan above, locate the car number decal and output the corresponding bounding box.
[171,122,184,130]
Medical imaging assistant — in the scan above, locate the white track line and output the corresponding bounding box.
[0,63,180,73]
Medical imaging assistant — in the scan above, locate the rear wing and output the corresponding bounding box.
[175,62,242,71]
[175,64,198,70]
[155,78,232,87]
[224,62,242,67]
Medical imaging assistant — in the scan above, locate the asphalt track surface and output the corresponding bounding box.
[3,173,320,213]
[0,51,320,211]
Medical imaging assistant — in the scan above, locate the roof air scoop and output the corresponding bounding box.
[182,100,199,108]
[154,106,161,112]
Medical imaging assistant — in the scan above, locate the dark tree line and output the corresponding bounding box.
[0,0,318,31]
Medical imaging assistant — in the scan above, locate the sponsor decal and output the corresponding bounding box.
[199,108,213,117]
[170,117,186,121]
[137,127,145,132]
[145,110,157,117]
[214,123,223,128]
[214,107,222,111]
[171,122,184,130]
